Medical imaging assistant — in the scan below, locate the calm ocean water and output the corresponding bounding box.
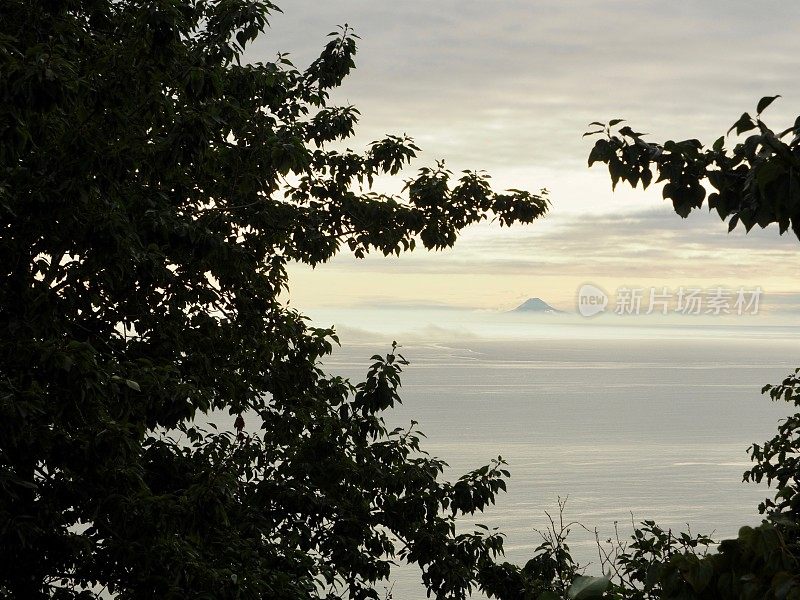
[318,314,800,599]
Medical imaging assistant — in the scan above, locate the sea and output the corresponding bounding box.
[309,307,800,599]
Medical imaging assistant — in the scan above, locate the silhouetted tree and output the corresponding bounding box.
[587,97,800,238]
[0,1,549,598]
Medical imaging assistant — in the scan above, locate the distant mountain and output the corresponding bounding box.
[511,297,563,313]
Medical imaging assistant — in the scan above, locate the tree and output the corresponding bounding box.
[0,1,549,598]
[534,103,800,599]
[486,370,800,600]
[585,97,800,238]
[473,102,800,600]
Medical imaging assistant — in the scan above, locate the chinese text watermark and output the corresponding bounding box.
[577,284,762,317]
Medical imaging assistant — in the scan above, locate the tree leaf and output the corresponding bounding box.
[728,112,756,135]
[756,95,780,115]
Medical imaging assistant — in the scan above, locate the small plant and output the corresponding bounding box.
[492,362,800,599]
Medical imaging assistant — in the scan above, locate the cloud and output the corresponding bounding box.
[261,2,800,308]
[250,1,800,173]
[306,206,799,281]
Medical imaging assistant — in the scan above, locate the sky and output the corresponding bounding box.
[248,1,800,313]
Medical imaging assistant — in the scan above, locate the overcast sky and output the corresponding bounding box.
[250,1,800,311]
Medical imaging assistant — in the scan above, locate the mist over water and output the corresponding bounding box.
[313,307,800,598]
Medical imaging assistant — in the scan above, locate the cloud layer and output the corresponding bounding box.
[254,1,800,169]
[253,2,800,309]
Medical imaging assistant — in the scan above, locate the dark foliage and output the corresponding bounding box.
[537,102,800,600]
[0,1,549,598]
[586,98,800,238]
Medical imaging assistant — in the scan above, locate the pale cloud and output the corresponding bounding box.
[287,206,800,310]
[296,207,799,276]
[252,1,800,170]
[257,1,800,309]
